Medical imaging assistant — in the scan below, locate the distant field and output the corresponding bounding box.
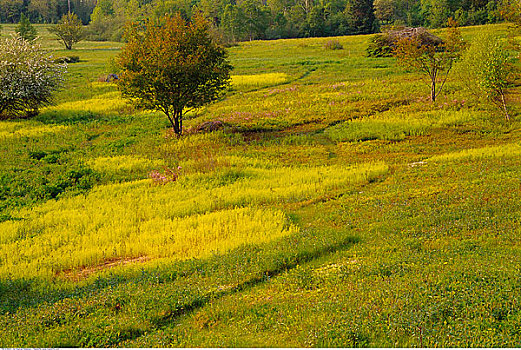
[0,23,521,347]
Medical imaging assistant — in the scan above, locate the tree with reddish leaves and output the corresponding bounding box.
[393,19,467,102]
[500,0,521,28]
[116,13,232,136]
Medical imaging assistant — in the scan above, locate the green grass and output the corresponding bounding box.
[0,22,520,347]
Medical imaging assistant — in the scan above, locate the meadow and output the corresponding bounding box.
[0,23,520,347]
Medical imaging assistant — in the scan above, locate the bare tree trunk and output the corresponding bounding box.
[430,66,437,102]
[500,92,510,121]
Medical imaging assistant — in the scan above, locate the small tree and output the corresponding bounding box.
[0,36,66,119]
[458,31,518,120]
[16,13,37,41]
[48,13,84,50]
[393,20,467,102]
[116,14,232,136]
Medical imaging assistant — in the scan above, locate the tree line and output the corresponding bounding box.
[0,0,513,41]
[0,0,96,24]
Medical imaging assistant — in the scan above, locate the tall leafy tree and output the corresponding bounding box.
[344,0,376,34]
[28,0,53,23]
[307,5,327,36]
[116,14,232,136]
[221,4,246,42]
[239,0,270,40]
[154,0,194,19]
[500,0,521,28]
[0,0,24,23]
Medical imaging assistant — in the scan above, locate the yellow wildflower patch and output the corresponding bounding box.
[429,143,521,162]
[231,73,289,88]
[87,155,164,174]
[0,122,70,139]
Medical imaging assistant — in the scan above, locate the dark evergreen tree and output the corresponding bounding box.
[16,13,38,41]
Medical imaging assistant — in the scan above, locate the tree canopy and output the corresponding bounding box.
[1,0,508,42]
[116,14,232,136]
[48,13,85,50]
[393,20,467,102]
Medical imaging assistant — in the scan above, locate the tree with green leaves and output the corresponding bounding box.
[344,0,377,34]
[221,4,245,42]
[49,12,85,50]
[116,14,232,136]
[239,0,270,41]
[458,30,518,120]
[16,13,38,41]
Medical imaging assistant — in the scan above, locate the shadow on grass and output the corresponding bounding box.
[128,229,360,342]
[34,110,128,125]
[0,221,359,347]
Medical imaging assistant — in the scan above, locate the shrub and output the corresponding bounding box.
[0,36,66,119]
[367,27,444,58]
[366,34,395,57]
[53,56,80,64]
[324,39,344,50]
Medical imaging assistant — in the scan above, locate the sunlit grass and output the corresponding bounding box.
[45,92,128,114]
[324,110,474,142]
[0,160,387,279]
[87,155,164,174]
[0,122,70,139]
[231,73,289,88]
[0,206,297,280]
[430,143,521,162]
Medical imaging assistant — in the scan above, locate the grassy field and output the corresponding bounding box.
[0,23,521,347]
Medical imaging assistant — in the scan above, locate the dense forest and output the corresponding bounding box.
[0,0,510,41]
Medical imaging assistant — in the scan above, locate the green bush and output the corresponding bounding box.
[54,56,80,64]
[366,34,395,57]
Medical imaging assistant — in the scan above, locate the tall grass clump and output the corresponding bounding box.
[87,155,164,175]
[324,110,475,143]
[45,93,129,115]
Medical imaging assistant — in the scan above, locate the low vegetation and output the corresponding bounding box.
[0,22,520,347]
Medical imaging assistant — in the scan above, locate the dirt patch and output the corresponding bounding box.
[58,256,151,281]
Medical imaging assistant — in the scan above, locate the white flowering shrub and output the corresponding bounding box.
[0,36,66,119]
